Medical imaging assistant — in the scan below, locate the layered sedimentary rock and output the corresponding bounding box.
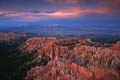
[20,37,120,80]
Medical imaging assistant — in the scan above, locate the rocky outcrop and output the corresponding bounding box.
[68,45,120,69]
[21,37,57,53]
[21,37,90,53]
[20,37,120,80]
[55,38,91,46]
[111,41,120,51]
[25,60,120,80]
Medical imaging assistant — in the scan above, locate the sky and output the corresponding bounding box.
[0,0,120,27]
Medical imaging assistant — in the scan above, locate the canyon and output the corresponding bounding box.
[0,32,120,80]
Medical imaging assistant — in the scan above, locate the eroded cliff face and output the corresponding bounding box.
[20,37,120,80]
[21,37,91,52]
[25,61,120,80]
[111,41,120,51]
[21,37,57,53]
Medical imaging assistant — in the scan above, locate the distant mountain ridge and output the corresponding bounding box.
[0,32,27,42]
[0,26,120,43]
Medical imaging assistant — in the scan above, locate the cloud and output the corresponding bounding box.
[47,0,120,5]
[46,0,95,4]
[46,0,120,10]
[46,0,80,4]
[101,0,120,6]
[0,0,119,16]
[101,0,120,10]
[98,0,120,14]
[0,7,110,21]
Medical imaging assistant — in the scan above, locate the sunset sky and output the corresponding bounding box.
[0,0,120,26]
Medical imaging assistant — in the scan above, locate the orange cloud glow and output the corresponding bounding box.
[0,7,109,21]
[47,0,80,4]
[44,11,78,18]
